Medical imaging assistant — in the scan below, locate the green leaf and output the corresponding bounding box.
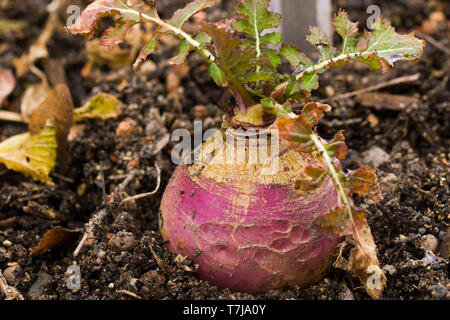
[202,23,256,106]
[169,39,192,65]
[273,10,425,98]
[238,72,273,83]
[333,10,359,54]
[307,27,335,60]
[194,32,212,49]
[260,32,283,46]
[280,43,313,68]
[299,71,319,90]
[168,0,217,29]
[208,62,226,86]
[363,17,425,67]
[134,37,158,71]
[262,48,281,67]
[234,0,281,41]
[67,0,216,73]
[234,0,282,74]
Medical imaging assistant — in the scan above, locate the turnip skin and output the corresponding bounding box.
[160,134,342,293]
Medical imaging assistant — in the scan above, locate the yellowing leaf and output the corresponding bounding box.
[73,93,122,122]
[0,127,57,182]
[0,84,74,182]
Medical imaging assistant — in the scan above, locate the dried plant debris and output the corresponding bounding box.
[31,226,81,257]
[0,69,15,107]
[73,93,122,122]
[0,85,73,182]
[12,0,62,76]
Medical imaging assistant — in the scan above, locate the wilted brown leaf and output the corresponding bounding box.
[86,24,143,69]
[0,84,74,182]
[348,215,387,299]
[355,92,419,111]
[29,84,74,162]
[0,69,15,106]
[31,226,81,256]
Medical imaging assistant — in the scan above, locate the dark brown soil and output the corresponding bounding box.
[0,0,448,300]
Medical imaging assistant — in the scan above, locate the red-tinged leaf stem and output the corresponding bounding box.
[309,132,362,246]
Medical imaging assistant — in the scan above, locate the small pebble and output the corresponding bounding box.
[418,227,426,234]
[339,286,354,300]
[3,265,21,285]
[108,283,114,289]
[431,284,447,299]
[359,146,390,168]
[382,264,397,276]
[2,240,12,247]
[107,231,136,252]
[420,234,439,252]
[324,85,335,97]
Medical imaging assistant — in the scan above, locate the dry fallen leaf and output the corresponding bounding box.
[12,2,60,76]
[73,93,122,122]
[0,69,15,106]
[21,81,52,122]
[29,84,74,162]
[0,84,73,182]
[31,226,81,256]
[355,92,419,111]
[348,216,387,299]
[0,127,57,182]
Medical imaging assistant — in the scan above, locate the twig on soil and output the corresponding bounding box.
[73,169,139,257]
[73,208,108,257]
[320,117,363,127]
[0,110,24,123]
[116,289,142,299]
[52,172,74,183]
[0,217,17,228]
[18,193,48,202]
[319,73,420,102]
[0,270,24,300]
[149,244,165,271]
[120,163,161,205]
[417,33,450,56]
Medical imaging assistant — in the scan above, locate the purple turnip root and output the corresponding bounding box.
[161,132,342,293]
[68,0,424,299]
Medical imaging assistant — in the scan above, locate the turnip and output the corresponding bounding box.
[68,0,424,298]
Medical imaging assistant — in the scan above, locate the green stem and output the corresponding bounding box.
[272,50,389,97]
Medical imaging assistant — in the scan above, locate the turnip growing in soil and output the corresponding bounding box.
[67,0,424,298]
